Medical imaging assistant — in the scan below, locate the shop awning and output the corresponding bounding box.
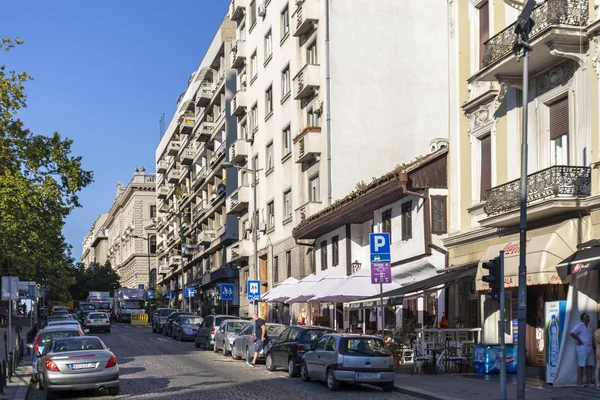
[285,269,347,304]
[261,277,299,302]
[475,219,579,291]
[273,274,319,304]
[556,240,600,277]
[309,267,401,303]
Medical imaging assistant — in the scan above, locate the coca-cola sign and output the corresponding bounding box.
[502,239,531,255]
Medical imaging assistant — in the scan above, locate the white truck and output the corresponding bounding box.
[87,291,112,314]
[113,288,146,322]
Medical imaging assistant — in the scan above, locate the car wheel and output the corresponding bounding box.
[108,386,120,396]
[38,375,43,390]
[381,382,394,392]
[213,341,219,353]
[232,345,240,360]
[179,332,185,342]
[300,361,311,382]
[288,358,299,377]
[222,342,229,356]
[326,368,340,391]
[194,339,200,349]
[265,353,276,371]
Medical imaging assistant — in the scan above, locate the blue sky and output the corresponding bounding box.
[2,1,228,260]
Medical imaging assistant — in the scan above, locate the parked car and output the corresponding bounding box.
[83,312,111,333]
[46,320,81,329]
[27,325,86,382]
[171,315,203,341]
[265,325,335,377]
[299,334,395,392]
[194,315,242,349]
[43,316,73,329]
[152,308,177,334]
[163,312,193,337]
[232,323,286,361]
[213,319,250,356]
[36,336,119,399]
[50,310,71,318]
[51,306,69,313]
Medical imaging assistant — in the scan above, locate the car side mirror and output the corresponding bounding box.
[84,329,90,334]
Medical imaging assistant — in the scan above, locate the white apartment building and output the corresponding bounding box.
[226,0,451,316]
[81,213,109,268]
[104,168,157,289]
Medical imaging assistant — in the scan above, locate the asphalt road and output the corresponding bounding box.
[27,323,420,400]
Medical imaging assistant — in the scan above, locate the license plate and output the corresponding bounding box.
[355,372,380,379]
[70,363,96,370]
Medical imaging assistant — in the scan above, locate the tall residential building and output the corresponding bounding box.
[81,213,109,268]
[105,168,157,289]
[444,0,599,372]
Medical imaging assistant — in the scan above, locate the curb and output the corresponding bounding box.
[393,384,458,400]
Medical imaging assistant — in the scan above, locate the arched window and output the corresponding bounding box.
[149,235,157,254]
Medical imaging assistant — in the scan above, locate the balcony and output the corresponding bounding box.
[158,265,170,275]
[227,239,252,263]
[481,165,591,227]
[157,186,169,199]
[226,185,250,214]
[293,64,320,100]
[476,0,588,81]
[167,231,175,244]
[192,200,208,222]
[195,121,214,142]
[167,168,184,183]
[168,255,182,267]
[180,148,197,165]
[195,84,214,107]
[231,90,247,116]
[231,40,246,69]
[230,139,249,163]
[179,114,195,135]
[167,141,181,156]
[157,160,168,173]
[293,0,319,37]
[229,0,247,21]
[198,229,216,245]
[295,200,322,223]
[210,143,226,167]
[192,166,208,189]
[294,126,321,163]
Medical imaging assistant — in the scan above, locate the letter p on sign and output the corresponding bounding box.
[369,233,390,255]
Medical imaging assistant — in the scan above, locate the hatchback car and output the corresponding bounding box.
[233,323,286,361]
[265,325,334,376]
[83,312,111,333]
[171,315,203,341]
[152,308,177,334]
[36,336,119,399]
[28,326,85,382]
[213,319,249,356]
[300,334,395,392]
[194,315,241,349]
[163,312,193,337]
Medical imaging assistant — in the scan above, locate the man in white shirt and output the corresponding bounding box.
[570,313,594,386]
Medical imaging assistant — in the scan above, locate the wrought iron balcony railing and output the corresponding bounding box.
[484,165,591,216]
[482,0,588,68]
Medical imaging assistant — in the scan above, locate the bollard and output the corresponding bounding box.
[2,360,6,388]
[7,352,12,382]
[0,359,4,394]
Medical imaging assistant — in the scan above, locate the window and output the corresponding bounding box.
[286,250,291,278]
[274,255,279,283]
[240,120,248,140]
[241,171,250,187]
[401,202,412,240]
[242,270,249,293]
[150,205,156,218]
[240,71,247,90]
[149,235,157,254]
[281,5,290,38]
[282,125,291,156]
[251,51,258,79]
[250,103,258,132]
[549,97,569,166]
[307,107,320,127]
[479,2,489,68]
[309,175,320,202]
[320,240,328,270]
[265,86,273,116]
[266,142,274,171]
[332,236,339,266]
[239,22,247,41]
[480,135,491,201]
[283,190,292,220]
[250,0,257,27]
[381,209,392,242]
[307,42,318,64]
[267,201,275,230]
[281,65,291,98]
[264,30,273,60]
[431,196,447,234]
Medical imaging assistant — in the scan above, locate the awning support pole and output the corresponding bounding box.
[380,283,384,338]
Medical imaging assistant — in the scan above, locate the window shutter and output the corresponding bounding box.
[549,97,569,140]
[479,2,490,67]
[480,135,492,201]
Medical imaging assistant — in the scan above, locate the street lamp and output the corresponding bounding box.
[222,161,262,316]
[351,260,362,274]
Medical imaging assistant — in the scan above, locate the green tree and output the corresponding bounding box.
[68,261,121,300]
[0,37,93,297]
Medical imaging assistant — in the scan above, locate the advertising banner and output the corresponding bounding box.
[545,300,566,383]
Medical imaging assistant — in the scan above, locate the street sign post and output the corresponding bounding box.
[247,280,261,302]
[220,284,234,315]
[184,288,195,298]
[138,284,145,290]
[369,233,391,338]
[147,290,154,299]
[2,276,19,356]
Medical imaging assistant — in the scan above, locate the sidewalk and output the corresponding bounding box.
[0,354,31,400]
[394,373,600,400]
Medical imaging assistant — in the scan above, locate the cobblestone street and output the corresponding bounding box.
[27,324,420,400]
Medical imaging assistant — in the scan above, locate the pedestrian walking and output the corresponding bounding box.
[570,312,594,387]
[298,308,307,325]
[594,322,600,389]
[210,308,216,316]
[246,313,267,367]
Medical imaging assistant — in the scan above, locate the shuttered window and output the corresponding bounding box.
[479,2,490,68]
[549,97,569,140]
[401,202,412,240]
[480,135,492,201]
[431,196,447,234]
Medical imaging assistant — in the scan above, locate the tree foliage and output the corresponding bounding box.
[0,37,93,299]
[69,261,121,300]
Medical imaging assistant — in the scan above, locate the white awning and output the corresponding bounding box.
[285,269,346,304]
[261,277,299,302]
[309,267,401,303]
[269,274,319,303]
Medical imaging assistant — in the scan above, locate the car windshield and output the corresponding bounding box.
[300,329,332,343]
[182,317,202,325]
[159,309,175,317]
[267,325,285,336]
[226,321,247,332]
[80,304,96,311]
[88,313,107,319]
[41,331,80,347]
[53,338,104,352]
[342,337,391,357]
[123,300,144,309]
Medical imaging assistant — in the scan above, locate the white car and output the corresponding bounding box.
[83,312,111,333]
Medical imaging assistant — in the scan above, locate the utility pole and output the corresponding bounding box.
[499,251,506,400]
[252,167,259,316]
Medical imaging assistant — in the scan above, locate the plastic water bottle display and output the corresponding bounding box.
[549,315,559,367]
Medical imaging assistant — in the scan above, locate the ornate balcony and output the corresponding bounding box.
[293,64,320,100]
[232,90,247,116]
[180,148,197,165]
[482,165,591,227]
[226,185,250,214]
[167,168,184,183]
[476,0,588,80]
[293,0,319,37]
[167,141,181,156]
[195,84,214,107]
[195,121,214,142]
[231,40,246,69]
[226,239,252,263]
[294,126,321,163]
[230,139,249,163]
[198,229,216,245]
[157,160,168,173]
[229,0,247,22]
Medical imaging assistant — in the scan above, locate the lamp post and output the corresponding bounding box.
[223,161,262,316]
[351,260,362,274]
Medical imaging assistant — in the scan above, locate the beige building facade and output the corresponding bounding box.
[81,213,109,268]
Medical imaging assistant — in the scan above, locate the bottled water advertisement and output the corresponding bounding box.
[544,301,566,383]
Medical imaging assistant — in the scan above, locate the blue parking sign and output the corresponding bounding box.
[369,233,390,254]
[185,287,195,298]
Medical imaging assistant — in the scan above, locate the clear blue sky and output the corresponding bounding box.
[2,1,228,260]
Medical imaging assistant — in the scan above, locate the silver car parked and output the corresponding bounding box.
[37,336,119,399]
[299,334,395,392]
[194,315,240,349]
[213,319,249,356]
[232,323,286,362]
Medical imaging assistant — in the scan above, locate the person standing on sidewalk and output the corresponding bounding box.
[595,322,600,389]
[570,312,594,387]
[0,304,7,328]
[246,313,267,367]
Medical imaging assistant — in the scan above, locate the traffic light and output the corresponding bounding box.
[482,256,502,301]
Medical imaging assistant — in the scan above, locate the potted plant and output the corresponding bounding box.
[388,319,417,372]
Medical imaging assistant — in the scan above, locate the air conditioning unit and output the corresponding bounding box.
[258,4,266,17]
